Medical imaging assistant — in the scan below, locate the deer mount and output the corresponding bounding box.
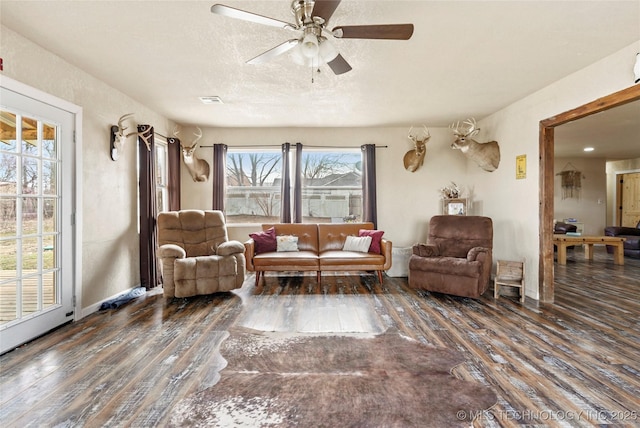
[449,118,500,172]
[174,126,210,182]
[403,125,430,172]
[110,113,137,161]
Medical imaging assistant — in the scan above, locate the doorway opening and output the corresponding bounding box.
[539,84,640,303]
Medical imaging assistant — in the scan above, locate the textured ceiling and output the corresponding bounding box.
[554,100,640,159]
[1,0,639,159]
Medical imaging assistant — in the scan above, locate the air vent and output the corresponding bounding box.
[199,96,223,105]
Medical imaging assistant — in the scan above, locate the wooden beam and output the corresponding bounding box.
[541,84,640,127]
[539,124,554,303]
[0,121,56,141]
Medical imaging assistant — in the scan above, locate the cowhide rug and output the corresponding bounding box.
[170,327,497,427]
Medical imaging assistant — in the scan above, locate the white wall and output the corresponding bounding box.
[4,21,637,306]
[554,157,607,235]
[183,40,640,301]
[477,40,640,299]
[181,127,468,247]
[1,25,173,310]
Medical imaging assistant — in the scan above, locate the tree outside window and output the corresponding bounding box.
[225,148,362,224]
[226,150,282,223]
[300,150,361,223]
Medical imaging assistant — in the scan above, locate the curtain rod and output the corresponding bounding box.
[155,134,387,149]
[197,144,388,149]
[153,134,390,149]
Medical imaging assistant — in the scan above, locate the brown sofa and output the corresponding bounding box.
[244,222,392,286]
[158,210,246,298]
[408,215,493,299]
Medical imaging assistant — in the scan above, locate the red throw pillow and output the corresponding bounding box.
[359,229,384,254]
[249,227,277,254]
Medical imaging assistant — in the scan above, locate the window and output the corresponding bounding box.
[155,140,168,213]
[224,147,362,224]
[225,149,282,224]
[300,149,362,223]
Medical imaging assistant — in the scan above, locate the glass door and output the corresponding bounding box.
[0,86,75,354]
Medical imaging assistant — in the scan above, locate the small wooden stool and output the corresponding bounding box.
[494,259,525,303]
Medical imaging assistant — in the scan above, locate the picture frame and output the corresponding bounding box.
[443,198,467,215]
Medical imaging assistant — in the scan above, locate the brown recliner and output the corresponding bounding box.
[157,210,246,298]
[408,215,493,299]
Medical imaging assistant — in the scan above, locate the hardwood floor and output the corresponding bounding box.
[1,247,639,427]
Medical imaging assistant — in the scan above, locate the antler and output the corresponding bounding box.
[114,113,137,149]
[449,121,463,137]
[408,124,430,142]
[118,113,134,133]
[449,121,460,136]
[191,127,203,148]
[462,118,479,137]
[450,118,479,137]
[421,124,430,140]
[449,117,480,138]
[176,126,203,149]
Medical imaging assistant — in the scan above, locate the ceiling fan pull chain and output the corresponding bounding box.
[311,56,321,83]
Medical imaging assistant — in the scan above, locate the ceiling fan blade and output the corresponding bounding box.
[327,54,352,75]
[332,24,414,40]
[311,0,342,22]
[247,39,300,65]
[211,4,295,29]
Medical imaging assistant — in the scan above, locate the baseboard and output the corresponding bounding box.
[80,285,141,319]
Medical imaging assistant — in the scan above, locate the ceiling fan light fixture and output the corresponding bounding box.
[290,45,312,66]
[301,33,319,58]
[211,1,413,76]
[319,37,338,63]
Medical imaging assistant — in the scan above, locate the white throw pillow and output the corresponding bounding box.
[343,235,372,253]
[276,235,299,252]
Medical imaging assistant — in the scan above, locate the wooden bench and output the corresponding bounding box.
[494,259,525,303]
[553,235,626,265]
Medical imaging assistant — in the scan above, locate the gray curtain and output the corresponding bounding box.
[293,143,303,223]
[361,144,378,228]
[280,143,291,223]
[212,143,227,211]
[138,125,160,289]
[166,137,181,211]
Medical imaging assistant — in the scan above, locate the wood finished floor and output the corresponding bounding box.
[1,247,639,427]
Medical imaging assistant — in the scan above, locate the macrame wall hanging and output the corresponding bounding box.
[556,163,583,199]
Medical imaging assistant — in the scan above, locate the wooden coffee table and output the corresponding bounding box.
[553,235,626,265]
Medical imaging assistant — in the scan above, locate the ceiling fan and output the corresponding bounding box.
[210,0,414,75]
